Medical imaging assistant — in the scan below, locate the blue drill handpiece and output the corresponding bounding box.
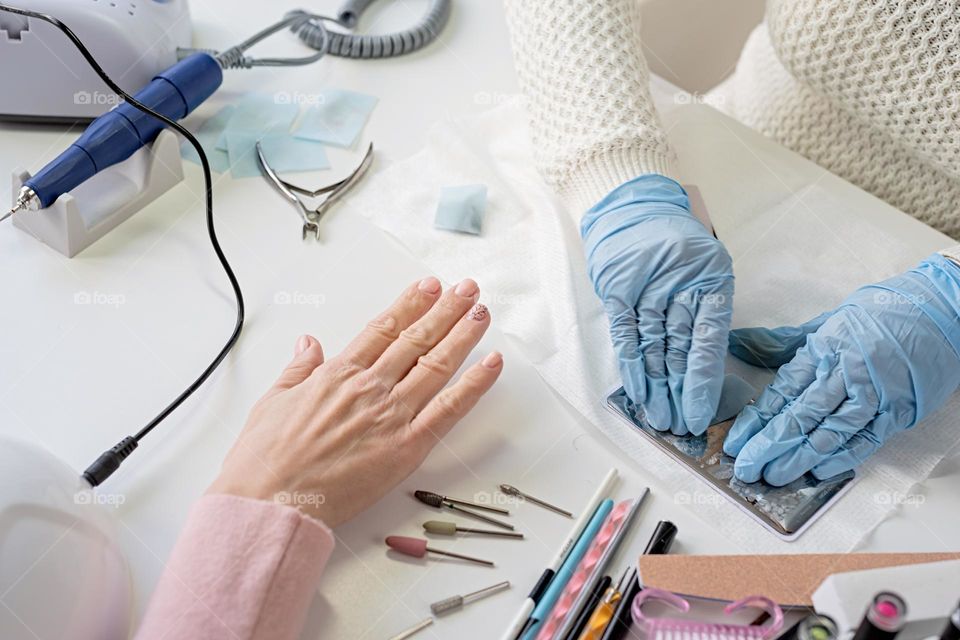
[8,53,222,215]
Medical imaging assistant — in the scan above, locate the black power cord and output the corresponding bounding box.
[0,3,245,486]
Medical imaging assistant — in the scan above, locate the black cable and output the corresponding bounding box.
[0,3,245,486]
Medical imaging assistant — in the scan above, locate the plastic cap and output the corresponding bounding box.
[385,536,428,558]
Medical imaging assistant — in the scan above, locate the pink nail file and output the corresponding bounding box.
[535,498,634,640]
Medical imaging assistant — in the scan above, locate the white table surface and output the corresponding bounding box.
[1,1,958,639]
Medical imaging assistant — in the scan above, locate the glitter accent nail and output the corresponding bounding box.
[467,303,489,321]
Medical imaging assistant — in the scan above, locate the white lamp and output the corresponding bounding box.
[0,437,131,639]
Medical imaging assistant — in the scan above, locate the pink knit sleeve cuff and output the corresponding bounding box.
[135,494,335,640]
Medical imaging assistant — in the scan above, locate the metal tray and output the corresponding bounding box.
[605,387,855,540]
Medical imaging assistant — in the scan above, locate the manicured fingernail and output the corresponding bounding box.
[482,351,502,368]
[455,279,479,297]
[295,335,311,355]
[418,277,441,294]
[466,303,489,321]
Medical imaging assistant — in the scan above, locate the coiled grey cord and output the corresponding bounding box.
[291,0,452,59]
[180,0,450,68]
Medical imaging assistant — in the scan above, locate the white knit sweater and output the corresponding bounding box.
[504,0,960,239]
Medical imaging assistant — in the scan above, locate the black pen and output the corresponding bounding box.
[599,521,677,640]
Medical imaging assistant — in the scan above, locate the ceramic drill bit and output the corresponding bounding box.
[430,581,511,616]
[423,520,524,539]
[414,489,509,515]
[499,484,573,517]
[414,490,515,530]
[385,535,494,567]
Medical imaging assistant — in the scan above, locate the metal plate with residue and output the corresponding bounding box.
[605,387,855,540]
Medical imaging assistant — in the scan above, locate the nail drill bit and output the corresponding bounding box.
[430,581,511,615]
[4,187,40,224]
[385,535,494,567]
[414,490,515,531]
[423,520,524,539]
[415,489,509,515]
[388,617,433,640]
[499,484,573,518]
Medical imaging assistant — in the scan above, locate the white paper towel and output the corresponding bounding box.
[349,97,960,553]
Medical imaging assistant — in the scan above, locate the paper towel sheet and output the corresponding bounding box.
[348,97,960,553]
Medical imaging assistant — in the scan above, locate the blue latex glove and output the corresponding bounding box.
[583,175,734,435]
[724,254,960,486]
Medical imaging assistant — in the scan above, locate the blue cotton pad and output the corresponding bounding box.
[226,133,330,179]
[224,132,262,179]
[216,93,299,150]
[181,104,235,174]
[434,184,488,235]
[258,136,330,173]
[292,89,378,148]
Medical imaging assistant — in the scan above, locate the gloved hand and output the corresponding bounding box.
[724,254,960,486]
[583,175,734,435]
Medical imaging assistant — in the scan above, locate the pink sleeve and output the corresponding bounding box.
[135,494,335,640]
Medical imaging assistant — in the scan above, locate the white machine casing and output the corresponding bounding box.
[0,0,192,122]
[0,437,131,640]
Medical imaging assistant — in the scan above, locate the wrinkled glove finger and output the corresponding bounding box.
[664,297,693,435]
[760,364,878,486]
[734,355,846,483]
[760,399,873,487]
[728,311,833,369]
[681,280,734,436]
[637,293,671,431]
[806,363,879,453]
[723,344,820,457]
[607,301,646,405]
[810,431,883,481]
[755,440,830,487]
[810,414,892,480]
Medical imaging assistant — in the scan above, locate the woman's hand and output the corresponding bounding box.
[207,277,503,527]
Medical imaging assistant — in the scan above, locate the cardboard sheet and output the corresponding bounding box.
[637,553,960,606]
